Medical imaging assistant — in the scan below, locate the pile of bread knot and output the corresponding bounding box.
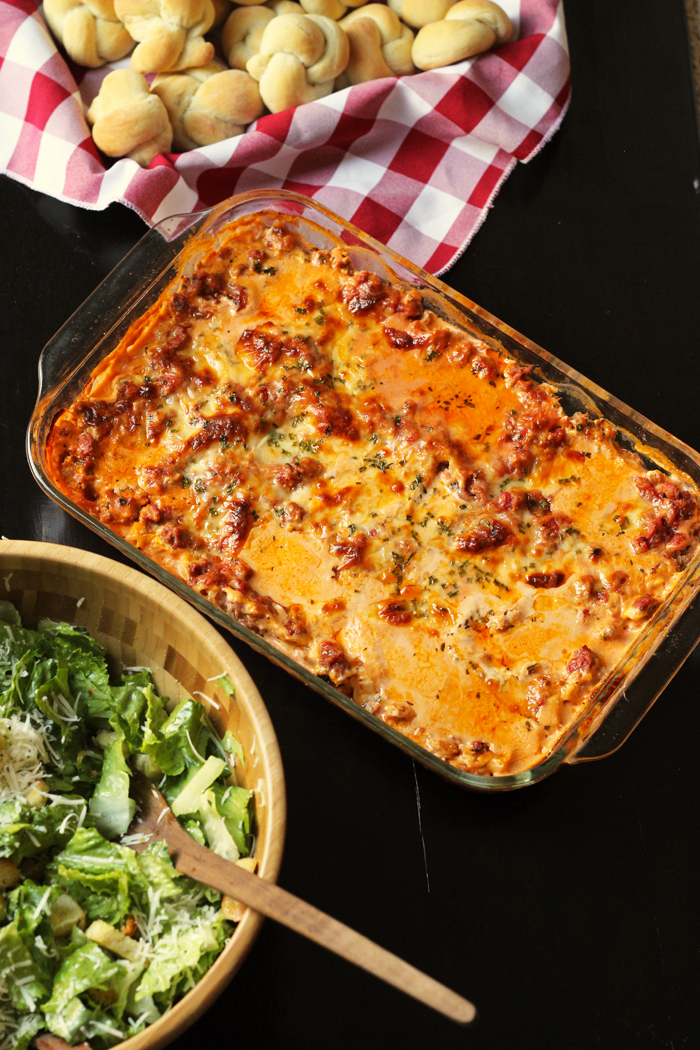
[44,0,512,165]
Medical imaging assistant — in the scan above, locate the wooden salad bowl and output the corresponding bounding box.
[0,539,286,1050]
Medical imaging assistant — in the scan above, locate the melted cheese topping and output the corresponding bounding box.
[46,214,700,776]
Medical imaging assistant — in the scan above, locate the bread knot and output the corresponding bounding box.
[152,61,264,149]
[86,69,172,165]
[210,0,232,29]
[387,0,458,30]
[113,0,216,73]
[223,5,275,70]
[339,4,414,85]
[44,0,134,67]
[299,0,369,20]
[246,12,349,111]
[412,0,512,70]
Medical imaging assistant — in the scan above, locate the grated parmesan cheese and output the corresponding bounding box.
[193,690,219,710]
[0,714,50,803]
[31,886,52,921]
[185,729,206,764]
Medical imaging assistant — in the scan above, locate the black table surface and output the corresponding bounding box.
[3,2,700,1048]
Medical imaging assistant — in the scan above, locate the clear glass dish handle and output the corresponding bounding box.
[568,588,700,762]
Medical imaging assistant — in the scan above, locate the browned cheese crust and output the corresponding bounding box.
[46,214,700,775]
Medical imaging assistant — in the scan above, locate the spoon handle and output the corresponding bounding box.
[169,828,476,1025]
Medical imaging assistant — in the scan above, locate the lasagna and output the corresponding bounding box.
[46,212,700,776]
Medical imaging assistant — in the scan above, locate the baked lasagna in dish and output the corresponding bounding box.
[46,212,700,776]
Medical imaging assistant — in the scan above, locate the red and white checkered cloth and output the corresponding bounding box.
[0,0,569,274]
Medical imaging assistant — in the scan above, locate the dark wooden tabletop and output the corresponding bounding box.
[2,2,700,1048]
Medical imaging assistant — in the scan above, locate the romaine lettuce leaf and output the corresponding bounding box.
[0,796,84,862]
[43,941,119,1016]
[108,675,166,755]
[134,842,183,902]
[0,922,52,1012]
[221,729,245,766]
[209,781,253,857]
[7,879,61,941]
[89,735,135,839]
[52,828,139,926]
[38,620,113,722]
[198,788,240,862]
[0,1008,44,1050]
[0,601,21,628]
[142,698,209,776]
[171,756,226,816]
[134,910,226,1004]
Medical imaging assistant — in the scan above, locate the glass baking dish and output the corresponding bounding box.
[27,189,700,791]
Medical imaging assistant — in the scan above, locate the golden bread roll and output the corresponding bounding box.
[412,0,512,70]
[299,0,368,18]
[387,0,458,29]
[339,4,414,83]
[299,0,346,17]
[86,68,172,165]
[246,12,349,111]
[267,1,304,11]
[152,61,264,149]
[114,0,216,73]
[44,0,134,67]
[222,4,304,72]
[223,5,275,69]
[210,0,231,27]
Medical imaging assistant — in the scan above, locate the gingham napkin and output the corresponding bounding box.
[0,0,569,274]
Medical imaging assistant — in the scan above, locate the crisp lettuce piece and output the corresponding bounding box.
[0,796,83,862]
[171,756,226,816]
[221,730,245,767]
[46,992,129,1047]
[197,789,240,862]
[52,828,139,926]
[43,942,119,1015]
[46,940,142,1010]
[125,991,160,1031]
[217,674,235,697]
[109,675,166,754]
[0,600,21,627]
[29,654,77,731]
[134,842,183,902]
[43,940,142,1048]
[38,620,113,722]
[0,644,37,716]
[181,816,207,847]
[142,698,209,776]
[89,736,135,839]
[45,995,92,1043]
[0,1009,44,1050]
[134,910,226,1004]
[7,879,62,941]
[4,885,58,1004]
[209,781,252,857]
[0,923,52,1012]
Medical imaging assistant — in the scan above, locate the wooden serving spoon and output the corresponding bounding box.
[123,771,477,1025]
